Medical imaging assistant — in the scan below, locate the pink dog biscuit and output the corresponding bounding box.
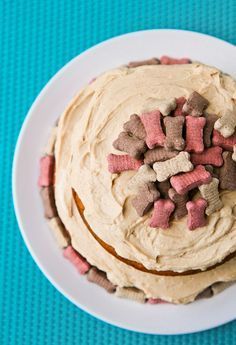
[186,198,207,230]
[140,110,166,149]
[173,97,186,116]
[147,298,167,304]
[107,154,143,173]
[63,246,90,275]
[113,132,147,159]
[123,114,146,140]
[144,147,178,165]
[212,130,236,151]
[160,56,191,64]
[149,199,175,229]
[185,116,206,153]
[38,155,55,187]
[191,146,223,167]
[170,165,212,195]
[203,113,218,147]
[164,116,185,151]
[87,267,116,293]
[182,91,209,117]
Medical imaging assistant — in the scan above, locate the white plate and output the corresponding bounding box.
[13,29,236,335]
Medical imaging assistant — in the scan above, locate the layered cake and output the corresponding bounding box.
[39,56,236,304]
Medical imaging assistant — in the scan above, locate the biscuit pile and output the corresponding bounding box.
[108,92,236,230]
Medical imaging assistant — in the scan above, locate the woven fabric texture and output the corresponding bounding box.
[1,0,236,343]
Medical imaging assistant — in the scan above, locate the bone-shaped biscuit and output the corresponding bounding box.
[38,155,55,187]
[123,114,146,140]
[164,116,185,151]
[48,217,70,248]
[107,154,143,173]
[63,246,90,275]
[168,188,188,219]
[219,151,236,190]
[149,199,175,229]
[128,164,156,191]
[173,97,186,116]
[182,91,209,117]
[170,165,212,195]
[158,98,177,116]
[113,132,147,159]
[144,147,178,165]
[213,130,236,151]
[40,186,58,219]
[199,178,223,215]
[160,56,191,65]
[214,110,236,138]
[128,58,160,68]
[153,151,193,182]
[115,287,146,303]
[132,182,160,216]
[185,116,206,153]
[142,98,176,116]
[140,110,166,149]
[186,198,207,230]
[191,146,223,167]
[203,113,218,147]
[233,145,236,161]
[87,267,116,293]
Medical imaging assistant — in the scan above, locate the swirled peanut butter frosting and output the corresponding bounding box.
[54,63,236,303]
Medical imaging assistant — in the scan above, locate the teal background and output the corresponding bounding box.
[1,0,236,343]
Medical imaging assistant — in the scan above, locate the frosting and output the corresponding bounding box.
[54,63,236,302]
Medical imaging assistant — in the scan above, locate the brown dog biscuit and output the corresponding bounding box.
[128,58,160,68]
[87,267,116,293]
[123,114,146,140]
[40,186,58,219]
[164,116,185,151]
[219,151,236,190]
[132,183,160,216]
[168,188,188,219]
[115,287,146,303]
[113,132,147,159]
[203,113,218,147]
[183,91,209,117]
[199,178,223,215]
[144,147,178,165]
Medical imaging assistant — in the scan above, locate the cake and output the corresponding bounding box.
[39,56,236,304]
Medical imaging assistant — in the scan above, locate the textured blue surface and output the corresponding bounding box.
[1,0,236,343]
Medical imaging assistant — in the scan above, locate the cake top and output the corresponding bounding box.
[54,62,236,274]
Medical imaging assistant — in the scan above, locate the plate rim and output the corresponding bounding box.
[12,29,236,335]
